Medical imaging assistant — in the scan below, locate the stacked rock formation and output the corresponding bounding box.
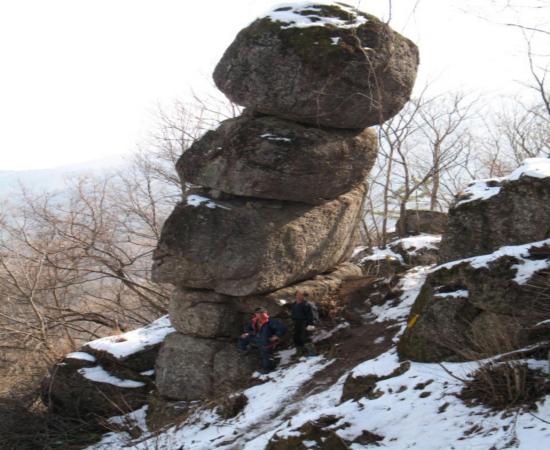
[152,2,419,400]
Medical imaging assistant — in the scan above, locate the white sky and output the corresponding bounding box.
[0,0,544,171]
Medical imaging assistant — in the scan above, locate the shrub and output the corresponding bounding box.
[459,361,550,410]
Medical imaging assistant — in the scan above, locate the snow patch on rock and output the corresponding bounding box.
[78,366,145,388]
[371,266,431,328]
[434,289,469,299]
[394,234,441,255]
[186,195,230,210]
[508,157,550,181]
[456,158,550,206]
[360,246,404,264]
[263,1,368,30]
[436,238,550,285]
[260,133,293,142]
[66,352,96,362]
[87,315,175,360]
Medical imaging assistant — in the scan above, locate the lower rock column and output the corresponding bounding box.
[156,289,260,400]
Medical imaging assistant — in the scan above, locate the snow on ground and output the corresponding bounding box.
[394,234,441,255]
[436,238,550,285]
[85,266,550,450]
[88,356,333,450]
[87,315,175,359]
[357,234,441,266]
[311,321,349,343]
[288,354,550,450]
[360,246,404,264]
[263,1,368,30]
[371,266,431,329]
[457,158,550,206]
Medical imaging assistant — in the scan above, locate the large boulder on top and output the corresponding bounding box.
[213,2,419,129]
[439,158,550,263]
[152,184,366,296]
[398,239,550,362]
[178,113,377,204]
[155,333,258,400]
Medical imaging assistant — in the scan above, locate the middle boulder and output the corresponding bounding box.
[152,184,366,296]
[178,113,377,204]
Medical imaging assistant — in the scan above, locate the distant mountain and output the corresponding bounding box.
[0,155,128,199]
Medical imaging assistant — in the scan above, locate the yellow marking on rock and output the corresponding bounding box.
[407,314,420,329]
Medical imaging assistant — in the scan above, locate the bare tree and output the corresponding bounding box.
[0,100,222,375]
[366,88,478,245]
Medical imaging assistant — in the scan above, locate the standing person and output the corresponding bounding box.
[238,307,287,374]
[290,290,317,357]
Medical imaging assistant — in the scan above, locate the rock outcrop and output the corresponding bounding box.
[400,160,550,362]
[395,209,447,237]
[439,158,550,263]
[213,2,419,128]
[42,317,174,417]
[399,236,550,362]
[151,2,418,401]
[389,235,442,266]
[178,114,377,204]
[353,234,442,269]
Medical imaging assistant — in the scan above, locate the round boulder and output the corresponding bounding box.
[152,184,366,296]
[178,113,377,204]
[213,2,419,129]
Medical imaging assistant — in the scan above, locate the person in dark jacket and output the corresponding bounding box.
[290,290,317,357]
[238,307,287,373]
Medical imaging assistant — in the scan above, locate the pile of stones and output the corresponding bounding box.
[152,2,419,400]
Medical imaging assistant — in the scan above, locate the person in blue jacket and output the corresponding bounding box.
[238,307,287,373]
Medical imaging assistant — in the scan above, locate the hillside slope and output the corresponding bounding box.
[84,262,550,450]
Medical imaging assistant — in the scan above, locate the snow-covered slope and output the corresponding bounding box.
[85,264,550,450]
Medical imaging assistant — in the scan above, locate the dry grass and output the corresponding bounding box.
[0,373,107,450]
[459,361,550,410]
